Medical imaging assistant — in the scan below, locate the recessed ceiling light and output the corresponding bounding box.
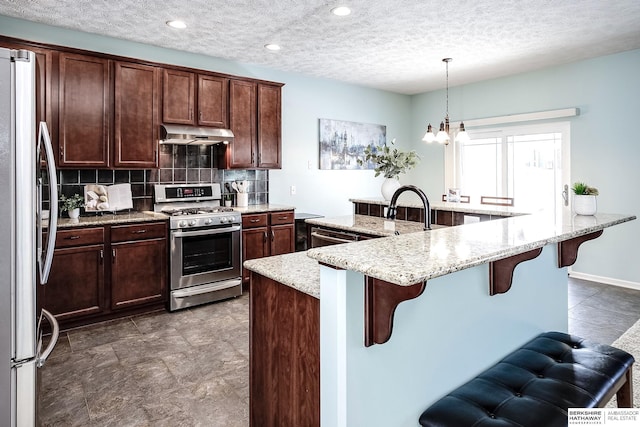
[331,6,351,16]
[264,43,281,51]
[166,20,187,29]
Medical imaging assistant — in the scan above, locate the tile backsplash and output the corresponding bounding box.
[57,145,269,215]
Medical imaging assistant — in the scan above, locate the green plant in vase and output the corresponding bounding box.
[571,182,599,215]
[357,138,419,200]
[60,193,84,219]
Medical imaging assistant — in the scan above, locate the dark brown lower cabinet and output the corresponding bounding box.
[242,211,295,286]
[111,238,166,310]
[46,244,106,321]
[250,273,319,427]
[43,221,168,328]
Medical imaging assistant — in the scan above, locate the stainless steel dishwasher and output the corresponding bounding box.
[310,226,359,247]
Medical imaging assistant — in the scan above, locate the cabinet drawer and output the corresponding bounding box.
[111,222,167,242]
[270,211,294,225]
[243,213,268,228]
[55,227,105,248]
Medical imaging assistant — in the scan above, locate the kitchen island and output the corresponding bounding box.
[244,212,635,427]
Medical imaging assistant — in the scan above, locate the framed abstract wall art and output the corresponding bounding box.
[318,118,386,170]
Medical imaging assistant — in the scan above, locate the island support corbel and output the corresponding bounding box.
[489,248,543,295]
[557,230,603,267]
[364,277,425,347]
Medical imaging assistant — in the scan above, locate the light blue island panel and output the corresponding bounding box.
[320,244,568,427]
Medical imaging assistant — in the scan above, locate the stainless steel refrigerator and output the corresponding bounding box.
[0,47,60,426]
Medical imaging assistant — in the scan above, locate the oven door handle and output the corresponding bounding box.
[173,279,242,298]
[173,225,241,238]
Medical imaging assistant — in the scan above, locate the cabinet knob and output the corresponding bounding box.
[66,235,80,240]
[134,229,147,234]
[250,218,260,223]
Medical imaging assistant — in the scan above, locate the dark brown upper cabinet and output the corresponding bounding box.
[226,79,256,168]
[162,69,195,125]
[222,80,282,169]
[257,83,282,169]
[114,61,160,168]
[162,69,229,128]
[198,74,229,127]
[58,52,111,168]
[1,36,283,170]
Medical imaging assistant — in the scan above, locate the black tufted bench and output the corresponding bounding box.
[419,331,634,427]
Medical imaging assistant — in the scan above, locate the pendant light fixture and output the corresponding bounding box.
[422,58,469,145]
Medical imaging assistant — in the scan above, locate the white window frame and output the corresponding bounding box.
[444,121,571,217]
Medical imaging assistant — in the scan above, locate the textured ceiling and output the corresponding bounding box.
[2,0,640,94]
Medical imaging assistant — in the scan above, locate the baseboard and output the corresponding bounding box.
[568,270,640,291]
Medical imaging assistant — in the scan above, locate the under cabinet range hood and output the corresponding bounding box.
[160,124,234,145]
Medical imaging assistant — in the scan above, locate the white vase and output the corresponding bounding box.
[573,194,597,215]
[381,177,401,201]
[68,208,80,219]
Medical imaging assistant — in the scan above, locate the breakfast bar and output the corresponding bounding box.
[244,212,635,427]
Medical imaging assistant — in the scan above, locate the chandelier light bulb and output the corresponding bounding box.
[422,123,436,142]
[455,122,470,142]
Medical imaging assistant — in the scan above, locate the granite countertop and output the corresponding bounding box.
[57,211,168,228]
[57,204,297,228]
[306,212,636,287]
[244,251,320,299]
[306,214,441,236]
[350,197,527,217]
[233,204,296,214]
[243,212,635,297]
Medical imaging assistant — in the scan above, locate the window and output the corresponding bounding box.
[445,122,570,217]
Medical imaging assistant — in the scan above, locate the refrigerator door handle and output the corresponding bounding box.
[38,121,58,284]
[36,309,59,368]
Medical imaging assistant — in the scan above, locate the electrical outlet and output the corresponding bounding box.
[290,185,296,195]
[308,160,313,169]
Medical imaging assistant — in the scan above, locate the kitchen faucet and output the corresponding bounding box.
[386,185,432,230]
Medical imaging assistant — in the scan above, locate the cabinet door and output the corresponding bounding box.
[111,238,167,311]
[44,245,105,321]
[198,74,228,127]
[58,52,110,167]
[270,224,295,256]
[114,61,159,168]
[227,79,256,168]
[242,227,269,283]
[162,69,195,125]
[257,84,282,168]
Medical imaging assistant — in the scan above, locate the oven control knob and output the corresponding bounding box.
[189,220,197,226]
[219,217,226,223]
[204,218,213,225]
[179,220,187,228]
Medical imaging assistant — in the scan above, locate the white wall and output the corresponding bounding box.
[409,49,640,286]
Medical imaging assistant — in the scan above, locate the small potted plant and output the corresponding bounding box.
[571,182,599,215]
[357,138,420,200]
[59,193,84,219]
[224,193,233,207]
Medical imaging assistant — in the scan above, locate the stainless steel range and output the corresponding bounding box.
[154,183,242,311]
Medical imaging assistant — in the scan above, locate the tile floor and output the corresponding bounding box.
[39,278,640,426]
[39,295,250,427]
[568,277,640,344]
